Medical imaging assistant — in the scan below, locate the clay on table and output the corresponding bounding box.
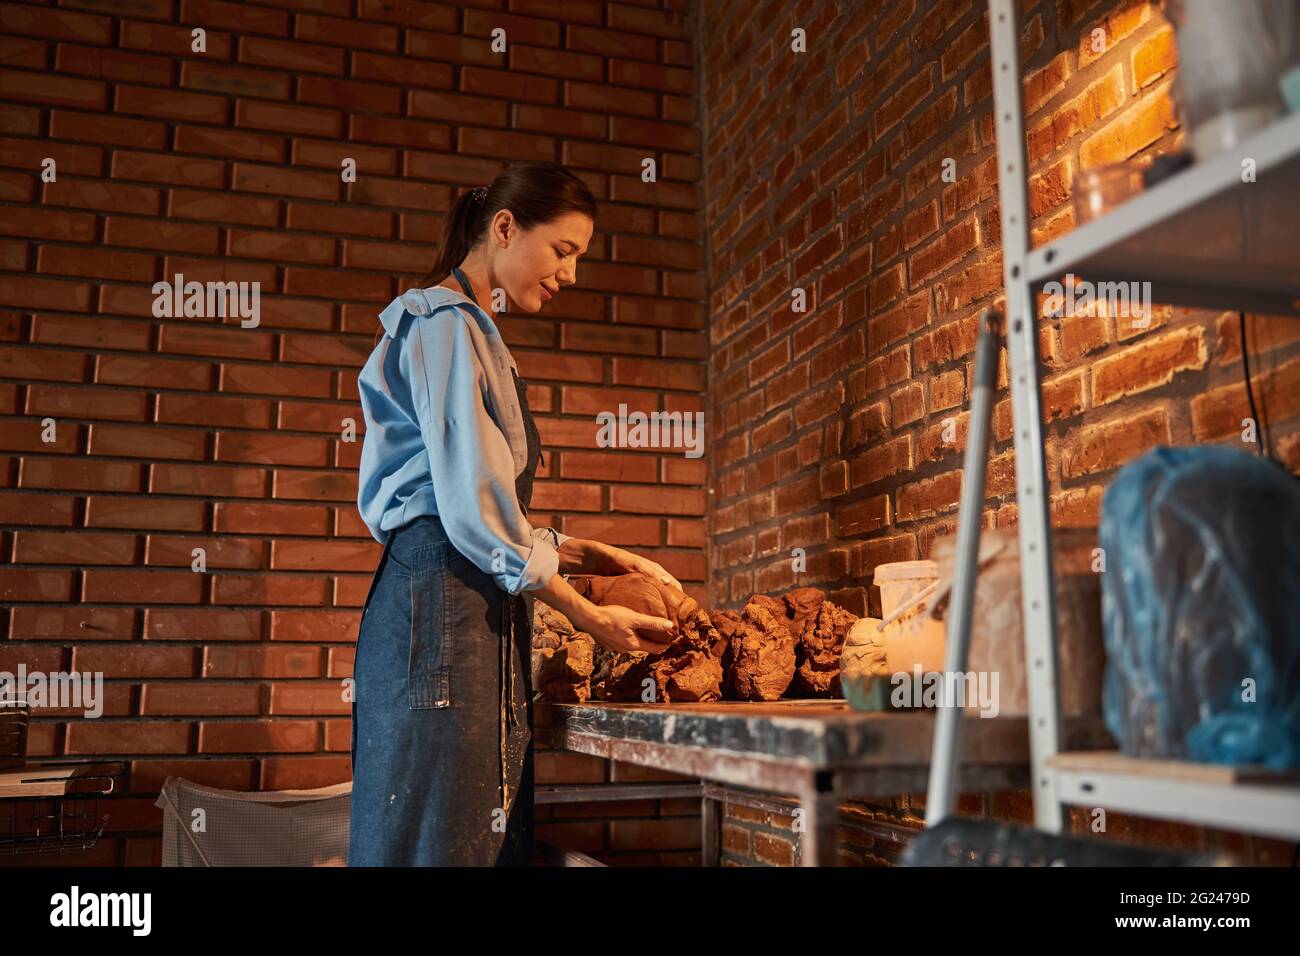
[569,573,727,703]
[531,602,595,702]
[747,594,785,619]
[791,599,858,697]
[777,586,825,694]
[534,578,853,704]
[783,586,826,639]
[727,600,796,701]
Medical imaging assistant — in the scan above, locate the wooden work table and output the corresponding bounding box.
[535,699,1113,866]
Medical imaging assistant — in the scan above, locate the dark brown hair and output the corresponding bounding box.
[416,160,598,289]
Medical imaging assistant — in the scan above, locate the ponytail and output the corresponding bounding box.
[416,188,489,289]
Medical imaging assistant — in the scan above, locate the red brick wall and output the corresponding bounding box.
[721,791,1299,867]
[535,753,704,865]
[0,0,705,866]
[700,0,1300,864]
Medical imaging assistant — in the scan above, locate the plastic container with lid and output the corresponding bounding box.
[842,530,1105,717]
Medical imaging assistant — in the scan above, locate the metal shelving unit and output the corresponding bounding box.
[1024,107,1300,316]
[923,0,1300,849]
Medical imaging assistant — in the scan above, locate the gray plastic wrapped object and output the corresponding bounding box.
[1099,446,1300,768]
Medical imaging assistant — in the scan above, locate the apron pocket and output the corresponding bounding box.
[409,547,452,709]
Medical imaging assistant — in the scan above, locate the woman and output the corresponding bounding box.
[349,160,683,866]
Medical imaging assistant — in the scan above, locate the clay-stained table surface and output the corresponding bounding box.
[536,699,1113,867]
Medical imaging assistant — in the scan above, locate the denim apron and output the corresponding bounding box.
[348,266,544,866]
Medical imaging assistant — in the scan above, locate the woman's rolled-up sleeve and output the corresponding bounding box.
[404,307,563,596]
[533,526,572,551]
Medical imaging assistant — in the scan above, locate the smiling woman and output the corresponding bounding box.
[350,161,683,867]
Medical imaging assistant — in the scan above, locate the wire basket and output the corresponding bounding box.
[0,763,119,857]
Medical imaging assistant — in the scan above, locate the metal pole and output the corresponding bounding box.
[924,308,1000,825]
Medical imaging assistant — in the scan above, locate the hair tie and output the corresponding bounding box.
[471,186,488,203]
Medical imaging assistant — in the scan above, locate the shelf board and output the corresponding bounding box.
[1048,751,1300,841]
[1027,110,1300,316]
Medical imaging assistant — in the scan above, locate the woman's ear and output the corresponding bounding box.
[491,208,514,247]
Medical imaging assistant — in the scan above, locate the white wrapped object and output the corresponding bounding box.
[155,777,351,866]
[1168,0,1298,157]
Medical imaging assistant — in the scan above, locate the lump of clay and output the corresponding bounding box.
[531,602,595,702]
[655,647,723,702]
[710,608,743,684]
[711,607,743,638]
[536,640,594,702]
[747,594,785,619]
[595,634,726,704]
[576,573,699,629]
[728,600,796,701]
[578,573,728,703]
[647,607,725,702]
[592,649,652,701]
[792,600,858,697]
[777,586,825,694]
[783,586,826,639]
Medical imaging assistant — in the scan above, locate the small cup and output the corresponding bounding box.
[1072,162,1147,225]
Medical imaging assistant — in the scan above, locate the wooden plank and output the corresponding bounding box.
[534,782,702,804]
[0,765,79,798]
[537,841,607,867]
[1048,750,1300,784]
[542,729,819,791]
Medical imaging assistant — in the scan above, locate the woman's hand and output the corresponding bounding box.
[606,547,682,592]
[580,604,676,656]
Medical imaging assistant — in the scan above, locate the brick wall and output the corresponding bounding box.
[720,791,1300,867]
[0,0,706,866]
[535,753,704,865]
[699,0,1300,864]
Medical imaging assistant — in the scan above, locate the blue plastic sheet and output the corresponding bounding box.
[1099,445,1300,768]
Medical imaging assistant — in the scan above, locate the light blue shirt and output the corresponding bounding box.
[356,286,571,595]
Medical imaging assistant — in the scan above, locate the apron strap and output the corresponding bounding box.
[359,531,395,618]
[452,262,526,811]
[450,264,475,302]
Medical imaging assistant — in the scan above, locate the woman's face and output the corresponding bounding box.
[487,211,593,313]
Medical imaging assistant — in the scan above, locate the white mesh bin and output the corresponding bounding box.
[155,776,351,867]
